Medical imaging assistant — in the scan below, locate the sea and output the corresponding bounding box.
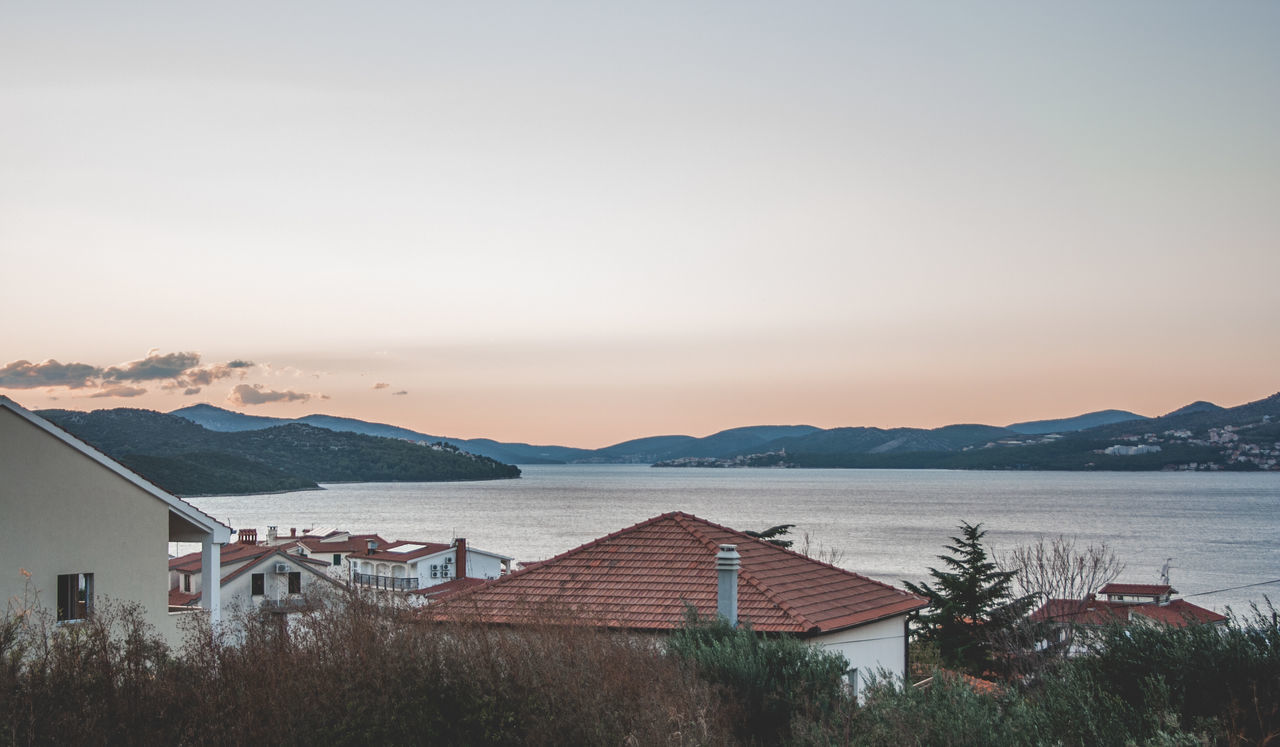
[187,465,1280,615]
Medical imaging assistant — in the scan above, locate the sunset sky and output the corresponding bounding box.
[3,2,1278,448]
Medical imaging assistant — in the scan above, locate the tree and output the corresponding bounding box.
[745,524,796,549]
[992,536,1126,674]
[903,522,1035,676]
[1001,535,1125,604]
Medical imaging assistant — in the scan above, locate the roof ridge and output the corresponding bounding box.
[671,513,821,631]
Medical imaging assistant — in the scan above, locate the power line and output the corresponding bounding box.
[1184,578,1280,598]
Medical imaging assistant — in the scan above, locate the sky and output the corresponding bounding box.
[2,2,1278,448]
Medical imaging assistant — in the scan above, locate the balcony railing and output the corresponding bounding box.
[352,572,419,591]
[260,597,313,613]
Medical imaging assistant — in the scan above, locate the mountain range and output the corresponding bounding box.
[170,392,1280,471]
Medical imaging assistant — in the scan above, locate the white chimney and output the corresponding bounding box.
[716,544,741,627]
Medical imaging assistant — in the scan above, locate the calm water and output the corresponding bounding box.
[189,465,1280,614]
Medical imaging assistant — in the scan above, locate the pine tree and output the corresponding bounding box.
[904,522,1036,676]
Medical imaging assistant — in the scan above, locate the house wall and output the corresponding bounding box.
[218,556,341,619]
[810,615,910,692]
[0,407,187,643]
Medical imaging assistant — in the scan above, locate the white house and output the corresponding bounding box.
[348,537,513,593]
[0,396,231,645]
[169,541,345,619]
[428,512,927,694]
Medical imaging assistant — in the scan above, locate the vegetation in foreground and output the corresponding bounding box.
[2,586,1278,746]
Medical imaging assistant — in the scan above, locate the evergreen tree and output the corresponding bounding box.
[904,522,1036,676]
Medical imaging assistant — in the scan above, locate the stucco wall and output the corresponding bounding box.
[0,407,185,643]
[810,615,910,693]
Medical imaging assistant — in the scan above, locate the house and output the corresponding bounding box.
[0,396,231,645]
[255,526,390,582]
[428,512,928,692]
[348,537,513,595]
[1029,581,1227,654]
[168,540,345,618]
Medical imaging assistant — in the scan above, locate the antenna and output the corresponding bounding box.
[1160,558,1173,586]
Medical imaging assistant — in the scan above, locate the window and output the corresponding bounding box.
[287,572,301,594]
[56,573,93,622]
[332,554,342,567]
[251,573,265,596]
[182,574,192,593]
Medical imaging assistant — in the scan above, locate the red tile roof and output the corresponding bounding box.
[169,542,278,572]
[1101,583,1175,596]
[430,512,926,635]
[409,576,491,600]
[1030,596,1225,628]
[356,540,452,562]
[294,534,388,555]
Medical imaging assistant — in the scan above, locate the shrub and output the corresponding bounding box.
[666,611,850,744]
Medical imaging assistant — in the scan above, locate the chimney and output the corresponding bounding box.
[716,544,740,627]
[267,526,278,543]
[454,538,468,579]
[238,528,258,544]
[290,527,297,538]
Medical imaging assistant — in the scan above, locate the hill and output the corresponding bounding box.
[172,404,589,465]
[1006,409,1147,435]
[39,408,521,496]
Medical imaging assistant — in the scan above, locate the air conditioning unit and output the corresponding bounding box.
[430,570,439,578]
[430,564,439,571]
[441,567,451,577]
[274,563,290,574]
[444,557,453,564]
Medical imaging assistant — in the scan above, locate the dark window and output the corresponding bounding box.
[182,574,191,593]
[56,573,93,622]
[287,572,301,594]
[251,573,265,596]
[332,554,342,566]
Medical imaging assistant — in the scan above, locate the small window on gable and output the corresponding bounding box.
[287,572,301,594]
[57,573,93,622]
[251,573,265,596]
[182,574,192,593]
[332,554,342,566]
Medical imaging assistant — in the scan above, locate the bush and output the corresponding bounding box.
[666,611,850,744]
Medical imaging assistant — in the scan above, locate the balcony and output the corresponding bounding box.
[352,572,418,591]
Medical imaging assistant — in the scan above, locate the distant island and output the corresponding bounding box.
[39,408,521,496]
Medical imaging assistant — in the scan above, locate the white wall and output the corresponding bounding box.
[810,615,909,694]
[1,407,184,643]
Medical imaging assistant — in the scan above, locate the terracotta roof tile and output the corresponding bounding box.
[431,512,926,635]
[1030,597,1225,628]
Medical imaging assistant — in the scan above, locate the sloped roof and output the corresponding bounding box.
[1101,583,1175,596]
[169,542,282,572]
[175,549,340,604]
[295,534,388,555]
[431,512,926,635]
[359,540,452,562]
[1030,596,1225,628]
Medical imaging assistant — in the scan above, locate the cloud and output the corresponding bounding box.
[373,382,389,390]
[0,359,100,389]
[392,390,408,396]
[228,383,312,406]
[89,385,148,399]
[227,360,254,368]
[183,387,202,395]
[104,352,201,382]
